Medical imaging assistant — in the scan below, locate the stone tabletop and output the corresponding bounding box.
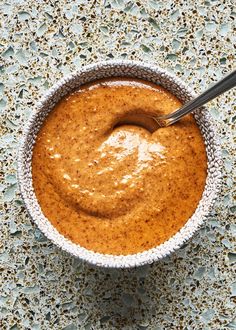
[0,1,235,329]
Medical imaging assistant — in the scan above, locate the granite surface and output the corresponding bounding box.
[0,1,235,329]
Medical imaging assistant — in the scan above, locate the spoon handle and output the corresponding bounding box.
[159,69,236,126]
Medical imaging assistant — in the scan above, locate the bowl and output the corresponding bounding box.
[17,60,221,268]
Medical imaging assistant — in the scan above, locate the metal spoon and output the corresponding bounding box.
[116,69,236,132]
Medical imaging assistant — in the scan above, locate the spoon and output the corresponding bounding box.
[116,69,236,132]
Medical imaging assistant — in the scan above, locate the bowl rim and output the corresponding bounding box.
[17,60,222,268]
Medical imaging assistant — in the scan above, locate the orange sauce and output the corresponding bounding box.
[32,79,207,255]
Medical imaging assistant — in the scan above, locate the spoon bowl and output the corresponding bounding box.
[114,112,160,133]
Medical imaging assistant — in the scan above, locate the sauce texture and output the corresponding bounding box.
[32,78,207,255]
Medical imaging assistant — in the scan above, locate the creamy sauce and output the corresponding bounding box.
[32,78,207,255]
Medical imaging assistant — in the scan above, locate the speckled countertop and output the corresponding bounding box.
[0,1,235,329]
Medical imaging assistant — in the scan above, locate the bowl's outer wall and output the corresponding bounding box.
[17,60,222,268]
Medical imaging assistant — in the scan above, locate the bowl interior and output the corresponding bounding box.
[18,60,221,268]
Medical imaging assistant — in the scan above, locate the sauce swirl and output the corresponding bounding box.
[32,79,207,255]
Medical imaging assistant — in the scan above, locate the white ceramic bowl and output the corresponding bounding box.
[18,60,221,268]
